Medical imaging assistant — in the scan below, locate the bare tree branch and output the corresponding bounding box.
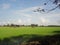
[48,5,58,12]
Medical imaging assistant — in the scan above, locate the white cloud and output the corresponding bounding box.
[8,19,23,25]
[39,17,49,25]
[12,6,44,18]
[27,18,32,23]
[2,3,11,9]
[40,17,47,23]
[18,19,22,24]
[19,18,32,25]
[13,6,44,14]
[19,6,44,13]
[0,5,59,25]
[13,10,33,18]
[16,18,32,25]
[17,13,32,18]
[11,19,23,25]
[11,6,60,25]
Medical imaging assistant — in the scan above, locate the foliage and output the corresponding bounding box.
[0,27,60,39]
[34,0,60,13]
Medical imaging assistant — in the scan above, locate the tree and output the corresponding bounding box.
[33,0,60,13]
[31,24,38,27]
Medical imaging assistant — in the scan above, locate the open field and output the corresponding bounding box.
[0,27,60,39]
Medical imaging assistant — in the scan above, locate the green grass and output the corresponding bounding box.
[0,27,60,39]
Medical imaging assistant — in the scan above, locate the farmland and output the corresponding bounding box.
[0,27,60,39]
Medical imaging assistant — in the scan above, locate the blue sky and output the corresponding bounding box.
[0,0,60,25]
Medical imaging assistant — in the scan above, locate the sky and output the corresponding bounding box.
[0,0,60,25]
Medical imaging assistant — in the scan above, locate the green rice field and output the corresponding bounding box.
[0,27,60,39]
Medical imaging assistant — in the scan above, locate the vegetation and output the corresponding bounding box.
[0,27,60,45]
[34,0,60,13]
[0,27,60,39]
[0,0,60,45]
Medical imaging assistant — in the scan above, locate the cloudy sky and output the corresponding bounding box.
[0,0,60,25]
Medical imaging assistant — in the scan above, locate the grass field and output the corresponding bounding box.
[0,27,60,39]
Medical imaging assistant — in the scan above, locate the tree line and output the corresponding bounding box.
[0,24,60,27]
